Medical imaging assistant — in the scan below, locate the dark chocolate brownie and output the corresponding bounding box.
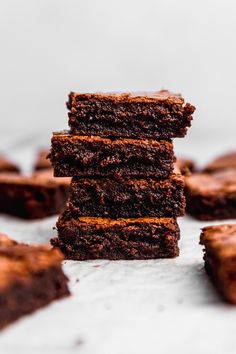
[185,169,236,220]
[0,154,20,174]
[175,157,196,176]
[203,151,236,173]
[51,209,180,260]
[0,170,70,219]
[50,131,175,178]
[200,224,236,304]
[68,171,185,218]
[34,149,51,171]
[0,233,70,330]
[67,91,195,139]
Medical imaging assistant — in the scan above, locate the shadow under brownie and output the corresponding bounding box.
[68,171,185,218]
[50,132,175,178]
[51,209,180,260]
[0,233,70,330]
[67,90,195,139]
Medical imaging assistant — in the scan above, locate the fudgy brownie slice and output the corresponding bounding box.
[69,171,185,218]
[51,209,180,260]
[203,151,236,173]
[0,170,70,219]
[200,224,236,304]
[185,169,236,220]
[0,154,20,174]
[34,148,51,171]
[0,233,70,330]
[50,132,175,178]
[67,90,195,139]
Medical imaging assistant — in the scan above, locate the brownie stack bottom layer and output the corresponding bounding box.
[51,209,180,260]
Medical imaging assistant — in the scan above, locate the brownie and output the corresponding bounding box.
[0,170,70,219]
[203,151,236,173]
[0,154,20,174]
[68,171,185,218]
[34,149,51,171]
[200,224,236,304]
[175,157,196,176]
[50,131,175,178]
[51,209,180,260]
[185,169,236,220]
[0,233,70,330]
[67,90,195,139]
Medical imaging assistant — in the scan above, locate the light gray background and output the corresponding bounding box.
[1,0,236,150]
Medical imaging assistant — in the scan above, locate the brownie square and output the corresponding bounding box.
[203,151,236,173]
[0,154,20,174]
[34,149,51,171]
[185,169,236,220]
[0,233,70,330]
[0,170,70,219]
[67,90,195,139]
[200,224,236,304]
[69,171,185,218]
[51,209,180,260]
[50,132,175,178]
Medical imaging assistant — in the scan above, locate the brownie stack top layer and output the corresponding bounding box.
[52,210,180,260]
[0,233,64,289]
[67,90,195,139]
[50,131,175,178]
[69,171,185,218]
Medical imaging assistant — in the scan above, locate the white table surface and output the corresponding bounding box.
[0,135,236,354]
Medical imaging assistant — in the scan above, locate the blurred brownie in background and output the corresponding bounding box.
[185,169,236,220]
[0,233,70,330]
[200,224,236,304]
[175,157,196,176]
[0,170,70,219]
[203,151,236,173]
[0,154,20,174]
[34,149,51,171]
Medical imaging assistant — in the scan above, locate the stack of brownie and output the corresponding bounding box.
[50,91,195,260]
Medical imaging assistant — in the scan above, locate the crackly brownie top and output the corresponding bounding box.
[200,224,236,259]
[68,90,186,105]
[185,169,236,195]
[0,154,20,173]
[203,151,236,173]
[0,234,64,289]
[0,170,70,187]
[52,131,173,148]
